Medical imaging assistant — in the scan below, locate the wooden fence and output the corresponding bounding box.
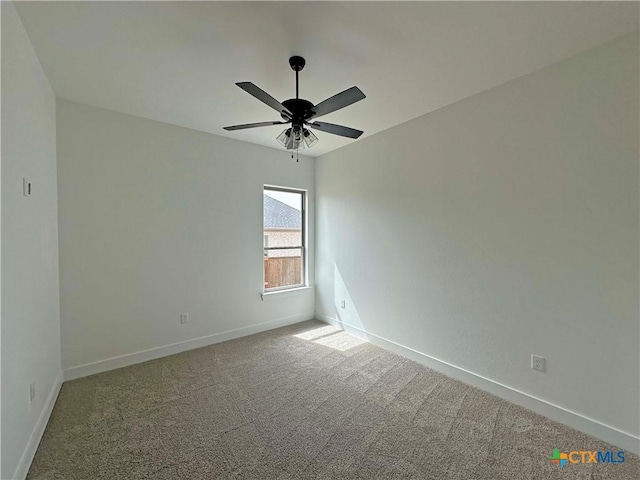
[264,256,301,289]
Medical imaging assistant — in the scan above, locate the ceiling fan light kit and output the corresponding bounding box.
[224,56,365,156]
[276,126,318,150]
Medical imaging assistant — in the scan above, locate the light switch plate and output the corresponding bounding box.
[23,177,32,197]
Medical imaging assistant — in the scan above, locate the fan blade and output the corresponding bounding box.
[224,121,288,131]
[236,82,292,117]
[306,121,363,139]
[308,86,365,119]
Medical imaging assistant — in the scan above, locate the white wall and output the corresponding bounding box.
[1,3,62,478]
[316,33,639,449]
[56,100,315,375]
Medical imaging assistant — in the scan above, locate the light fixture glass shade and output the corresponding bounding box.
[303,129,318,148]
[276,128,292,148]
[276,126,319,150]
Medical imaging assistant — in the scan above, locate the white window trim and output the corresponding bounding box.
[260,285,313,300]
[263,185,307,293]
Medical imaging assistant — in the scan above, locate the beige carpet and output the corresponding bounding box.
[28,320,637,479]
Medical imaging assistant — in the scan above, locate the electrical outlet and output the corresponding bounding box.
[179,313,189,324]
[531,354,545,372]
[340,300,346,309]
[29,383,36,402]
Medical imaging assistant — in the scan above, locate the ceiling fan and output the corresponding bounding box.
[224,56,365,152]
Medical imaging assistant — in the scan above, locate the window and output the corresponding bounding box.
[263,186,305,291]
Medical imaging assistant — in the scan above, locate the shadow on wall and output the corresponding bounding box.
[292,264,371,352]
[333,263,367,332]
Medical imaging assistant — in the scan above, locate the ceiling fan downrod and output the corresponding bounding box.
[289,55,305,100]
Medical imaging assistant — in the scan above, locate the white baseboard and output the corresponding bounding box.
[13,370,63,480]
[317,314,640,456]
[63,312,315,382]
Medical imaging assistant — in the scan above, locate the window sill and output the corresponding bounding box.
[261,286,313,300]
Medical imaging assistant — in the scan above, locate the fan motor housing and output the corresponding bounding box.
[281,98,314,124]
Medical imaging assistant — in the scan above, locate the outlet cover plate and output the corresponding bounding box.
[531,354,545,372]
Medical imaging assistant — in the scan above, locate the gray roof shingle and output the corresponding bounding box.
[264,195,301,229]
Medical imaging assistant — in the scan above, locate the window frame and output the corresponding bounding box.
[263,185,306,293]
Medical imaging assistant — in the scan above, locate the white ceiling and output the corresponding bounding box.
[15,1,639,157]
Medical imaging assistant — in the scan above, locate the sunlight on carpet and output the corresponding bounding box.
[313,331,367,351]
[294,325,367,351]
[293,325,341,340]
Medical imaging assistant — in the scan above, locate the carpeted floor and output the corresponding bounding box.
[28,320,637,479]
